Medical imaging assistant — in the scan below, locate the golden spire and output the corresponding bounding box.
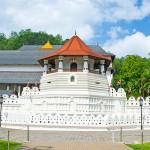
[39,41,53,50]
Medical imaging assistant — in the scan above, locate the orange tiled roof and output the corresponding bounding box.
[38,35,111,60]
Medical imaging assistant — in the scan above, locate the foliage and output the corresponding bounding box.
[127,142,150,150]
[0,29,67,50]
[113,55,150,98]
[0,140,22,150]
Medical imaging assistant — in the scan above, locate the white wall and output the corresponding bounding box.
[63,56,83,70]
[0,65,43,72]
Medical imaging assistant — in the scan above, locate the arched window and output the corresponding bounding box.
[70,62,77,72]
[70,76,75,82]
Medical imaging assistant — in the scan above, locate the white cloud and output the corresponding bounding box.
[1,0,150,41]
[107,26,129,39]
[0,0,101,40]
[0,0,148,58]
[96,0,150,22]
[103,32,150,58]
[77,24,94,41]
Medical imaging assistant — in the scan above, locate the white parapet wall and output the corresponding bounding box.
[109,88,126,97]
[1,86,150,129]
[126,96,150,114]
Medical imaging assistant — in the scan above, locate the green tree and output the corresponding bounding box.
[113,55,150,98]
[0,29,67,50]
[112,57,125,90]
[0,33,6,42]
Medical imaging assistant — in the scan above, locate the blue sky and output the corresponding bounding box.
[0,0,150,58]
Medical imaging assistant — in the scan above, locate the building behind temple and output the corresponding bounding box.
[0,38,114,96]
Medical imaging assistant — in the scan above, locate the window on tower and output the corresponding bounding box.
[70,76,75,82]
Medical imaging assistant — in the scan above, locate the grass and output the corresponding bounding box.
[0,140,22,150]
[127,142,150,150]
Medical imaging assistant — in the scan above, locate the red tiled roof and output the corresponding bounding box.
[38,35,111,61]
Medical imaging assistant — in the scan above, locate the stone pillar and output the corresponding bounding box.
[6,85,10,91]
[58,56,63,72]
[18,85,21,96]
[44,59,48,73]
[83,56,88,72]
[100,60,105,74]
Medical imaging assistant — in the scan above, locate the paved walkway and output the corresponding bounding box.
[1,128,150,144]
[1,128,149,149]
[17,141,132,150]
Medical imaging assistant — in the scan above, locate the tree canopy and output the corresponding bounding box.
[0,29,68,50]
[113,55,150,98]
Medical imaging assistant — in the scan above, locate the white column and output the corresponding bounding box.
[58,56,63,72]
[18,85,21,96]
[44,59,48,73]
[6,85,10,91]
[100,60,105,74]
[59,60,63,69]
[83,56,88,72]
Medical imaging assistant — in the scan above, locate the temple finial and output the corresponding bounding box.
[75,30,77,36]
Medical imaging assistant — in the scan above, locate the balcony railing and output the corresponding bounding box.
[47,69,101,74]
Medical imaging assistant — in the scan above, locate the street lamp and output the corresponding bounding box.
[139,96,143,150]
[0,95,3,127]
[139,96,143,130]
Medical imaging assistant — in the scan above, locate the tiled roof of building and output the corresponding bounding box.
[0,72,42,84]
[0,43,114,65]
[88,45,110,55]
[38,35,111,61]
[0,51,50,64]
[18,45,62,51]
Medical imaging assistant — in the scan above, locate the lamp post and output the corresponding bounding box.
[139,96,143,130]
[139,96,143,150]
[0,95,3,127]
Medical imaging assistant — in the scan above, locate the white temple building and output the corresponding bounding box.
[1,34,150,129]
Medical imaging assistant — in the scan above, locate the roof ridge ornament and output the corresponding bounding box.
[38,41,53,50]
[75,30,77,36]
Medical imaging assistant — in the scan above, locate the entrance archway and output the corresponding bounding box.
[70,63,77,72]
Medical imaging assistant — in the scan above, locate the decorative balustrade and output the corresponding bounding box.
[126,96,150,114]
[109,88,126,97]
[126,96,150,106]
[21,86,40,96]
[2,85,150,128]
[2,94,19,104]
[2,111,150,126]
[47,69,101,74]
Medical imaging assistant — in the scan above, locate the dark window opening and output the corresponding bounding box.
[70,63,77,72]
[70,76,75,82]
